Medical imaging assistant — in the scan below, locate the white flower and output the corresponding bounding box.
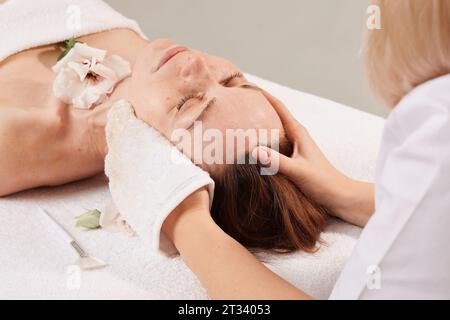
[99,201,137,237]
[52,43,131,110]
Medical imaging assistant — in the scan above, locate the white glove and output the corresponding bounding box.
[104,99,215,256]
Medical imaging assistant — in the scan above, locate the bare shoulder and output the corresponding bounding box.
[0,106,59,197]
[0,112,24,196]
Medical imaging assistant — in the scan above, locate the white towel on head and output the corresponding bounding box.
[104,99,215,256]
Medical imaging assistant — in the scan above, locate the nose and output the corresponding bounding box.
[179,54,211,82]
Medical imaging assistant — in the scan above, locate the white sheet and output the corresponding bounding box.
[0,0,146,62]
[0,75,385,300]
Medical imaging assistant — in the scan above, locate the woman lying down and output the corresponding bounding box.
[0,0,330,253]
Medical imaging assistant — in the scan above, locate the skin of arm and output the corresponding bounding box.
[0,29,146,197]
[162,182,373,300]
[334,179,374,227]
[163,188,312,300]
[161,94,374,299]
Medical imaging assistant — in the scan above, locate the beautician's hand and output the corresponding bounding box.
[253,92,374,227]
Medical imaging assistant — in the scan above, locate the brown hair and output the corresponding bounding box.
[365,0,450,107]
[211,140,329,253]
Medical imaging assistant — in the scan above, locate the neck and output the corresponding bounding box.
[86,76,132,161]
[74,30,149,162]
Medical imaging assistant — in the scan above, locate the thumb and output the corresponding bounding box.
[251,146,297,176]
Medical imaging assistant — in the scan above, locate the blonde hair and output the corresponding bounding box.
[365,0,450,107]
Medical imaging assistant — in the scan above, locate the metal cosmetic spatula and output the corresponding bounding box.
[39,208,107,271]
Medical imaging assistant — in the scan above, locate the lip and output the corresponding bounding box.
[156,46,188,71]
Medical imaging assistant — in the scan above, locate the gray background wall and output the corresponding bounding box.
[105,0,388,117]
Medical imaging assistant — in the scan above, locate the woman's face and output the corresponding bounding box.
[129,39,284,169]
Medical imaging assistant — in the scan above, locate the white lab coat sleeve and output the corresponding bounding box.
[330,75,450,300]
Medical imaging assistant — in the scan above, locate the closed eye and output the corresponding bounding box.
[176,95,194,111]
[175,72,243,110]
[175,94,205,111]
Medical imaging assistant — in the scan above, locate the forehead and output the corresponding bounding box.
[199,86,284,139]
[203,52,239,72]
[187,86,285,173]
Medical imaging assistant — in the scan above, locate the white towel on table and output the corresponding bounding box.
[104,100,215,256]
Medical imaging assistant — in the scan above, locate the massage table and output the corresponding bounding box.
[0,75,385,300]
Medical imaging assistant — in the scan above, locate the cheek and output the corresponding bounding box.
[131,94,172,134]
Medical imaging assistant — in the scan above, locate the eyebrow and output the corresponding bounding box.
[220,72,244,86]
[240,83,260,91]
